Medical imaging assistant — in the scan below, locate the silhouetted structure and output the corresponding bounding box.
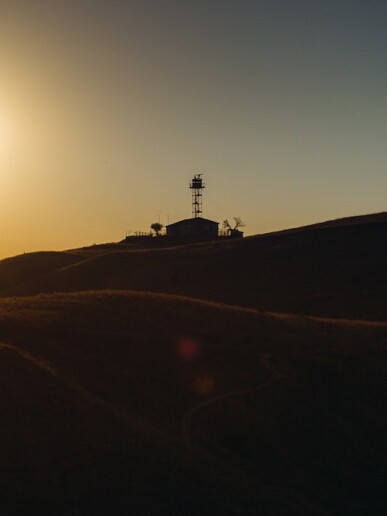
[229,228,244,238]
[189,174,205,217]
[166,217,219,237]
[124,173,243,241]
[166,173,219,238]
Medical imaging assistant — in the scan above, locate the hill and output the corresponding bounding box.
[1,213,387,320]
[265,211,387,233]
[0,251,85,292]
[1,213,386,513]
[0,290,386,514]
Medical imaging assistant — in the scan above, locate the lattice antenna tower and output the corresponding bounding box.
[189,173,205,218]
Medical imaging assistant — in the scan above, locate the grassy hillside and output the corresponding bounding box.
[0,251,85,292]
[1,214,386,513]
[1,213,386,320]
[0,291,386,514]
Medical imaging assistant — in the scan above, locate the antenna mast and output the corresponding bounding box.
[189,173,205,218]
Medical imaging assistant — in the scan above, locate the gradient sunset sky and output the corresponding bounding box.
[1,0,386,258]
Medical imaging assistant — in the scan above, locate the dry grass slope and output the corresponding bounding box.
[0,214,386,514]
[1,213,386,320]
[0,251,86,292]
[0,291,386,514]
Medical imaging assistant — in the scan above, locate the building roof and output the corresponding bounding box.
[166,217,219,228]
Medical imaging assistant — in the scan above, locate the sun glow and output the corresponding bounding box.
[0,111,13,157]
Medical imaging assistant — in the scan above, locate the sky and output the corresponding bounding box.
[1,0,386,258]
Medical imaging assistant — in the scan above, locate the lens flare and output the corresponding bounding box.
[194,374,215,395]
[177,339,199,361]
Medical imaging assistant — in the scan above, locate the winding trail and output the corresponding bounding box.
[181,353,283,442]
[0,339,151,436]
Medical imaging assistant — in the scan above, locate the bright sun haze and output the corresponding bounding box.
[1,0,386,258]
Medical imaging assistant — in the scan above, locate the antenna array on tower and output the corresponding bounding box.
[189,174,205,218]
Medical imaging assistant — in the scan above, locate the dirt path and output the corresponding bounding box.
[181,353,283,442]
[0,339,151,436]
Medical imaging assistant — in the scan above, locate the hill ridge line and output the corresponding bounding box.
[1,289,387,327]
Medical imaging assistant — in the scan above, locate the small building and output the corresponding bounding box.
[166,217,219,238]
[229,229,244,238]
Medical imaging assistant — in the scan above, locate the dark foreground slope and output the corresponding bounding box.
[0,291,386,514]
[1,213,386,320]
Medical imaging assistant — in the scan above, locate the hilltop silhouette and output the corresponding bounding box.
[1,212,387,320]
